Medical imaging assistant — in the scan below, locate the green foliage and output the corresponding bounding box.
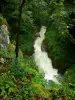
[45,24,75,73]
[64,64,75,84]
[0,55,50,99]
[0,16,8,26]
[0,0,75,99]
[0,72,16,99]
[31,82,49,98]
[0,43,23,58]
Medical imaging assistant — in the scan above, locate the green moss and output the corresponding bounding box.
[0,16,8,26]
[31,82,50,98]
[0,43,23,58]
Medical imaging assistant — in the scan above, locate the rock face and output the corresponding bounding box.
[0,24,10,48]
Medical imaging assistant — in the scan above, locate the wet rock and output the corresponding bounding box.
[0,24,10,48]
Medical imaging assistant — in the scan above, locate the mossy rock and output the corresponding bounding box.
[0,43,23,59]
[0,16,8,26]
[0,43,23,73]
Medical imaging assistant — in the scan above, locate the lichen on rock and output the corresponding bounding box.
[0,24,10,48]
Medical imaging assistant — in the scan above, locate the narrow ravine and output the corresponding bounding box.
[33,26,59,83]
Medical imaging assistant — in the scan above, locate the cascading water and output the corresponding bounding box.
[33,26,59,83]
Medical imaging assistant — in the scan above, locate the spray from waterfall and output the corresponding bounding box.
[33,26,59,83]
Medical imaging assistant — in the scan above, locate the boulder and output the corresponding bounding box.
[0,24,10,48]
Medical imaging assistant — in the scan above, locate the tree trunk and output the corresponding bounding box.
[15,0,25,58]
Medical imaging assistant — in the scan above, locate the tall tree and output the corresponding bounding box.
[15,0,25,58]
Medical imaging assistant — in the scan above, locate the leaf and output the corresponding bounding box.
[6,84,10,88]
[8,87,15,93]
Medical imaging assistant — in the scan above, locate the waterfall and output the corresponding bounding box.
[33,26,59,83]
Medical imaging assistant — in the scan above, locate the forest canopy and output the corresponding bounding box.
[0,0,75,100]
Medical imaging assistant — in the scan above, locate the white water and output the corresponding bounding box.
[33,26,59,83]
